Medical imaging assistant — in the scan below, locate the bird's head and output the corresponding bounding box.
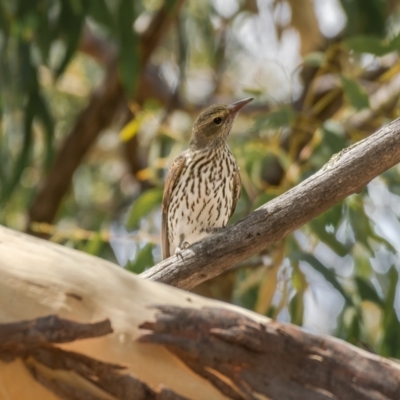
[189,98,253,150]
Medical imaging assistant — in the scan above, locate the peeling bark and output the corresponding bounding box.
[0,316,112,359]
[0,315,187,400]
[139,306,400,400]
[2,226,400,399]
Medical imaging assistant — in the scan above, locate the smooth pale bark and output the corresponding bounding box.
[0,226,231,400]
[1,226,400,400]
[141,118,400,289]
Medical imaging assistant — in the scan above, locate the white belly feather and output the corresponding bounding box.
[167,146,236,255]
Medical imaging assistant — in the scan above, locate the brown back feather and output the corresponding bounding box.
[230,168,241,219]
[161,154,187,259]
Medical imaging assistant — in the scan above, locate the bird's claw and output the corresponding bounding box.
[175,241,190,260]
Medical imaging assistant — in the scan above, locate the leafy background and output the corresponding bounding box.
[1,0,400,357]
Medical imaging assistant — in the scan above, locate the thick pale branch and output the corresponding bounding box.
[0,225,229,400]
[1,225,400,400]
[141,118,400,289]
[138,305,400,400]
[0,315,187,400]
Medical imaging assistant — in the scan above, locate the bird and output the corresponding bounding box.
[161,97,253,259]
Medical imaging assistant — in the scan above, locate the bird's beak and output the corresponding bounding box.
[228,97,253,116]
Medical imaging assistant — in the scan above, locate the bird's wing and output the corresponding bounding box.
[161,154,187,259]
[230,168,242,220]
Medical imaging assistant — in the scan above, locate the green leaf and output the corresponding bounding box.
[347,198,396,254]
[289,291,304,326]
[348,200,373,253]
[380,266,400,357]
[321,126,348,154]
[382,168,400,196]
[233,268,261,311]
[303,52,325,67]
[35,93,54,170]
[308,125,348,170]
[355,277,383,307]
[253,106,297,131]
[346,36,387,55]
[18,39,38,93]
[125,188,163,230]
[388,33,400,53]
[345,32,400,56]
[309,219,350,257]
[35,7,51,63]
[235,285,259,311]
[83,232,104,256]
[346,309,361,345]
[54,0,87,78]
[340,76,370,111]
[308,204,349,257]
[126,243,154,274]
[347,205,394,256]
[340,0,386,37]
[0,2,10,39]
[289,263,307,326]
[293,252,353,306]
[243,87,263,96]
[88,0,115,30]
[117,0,140,97]
[1,91,35,204]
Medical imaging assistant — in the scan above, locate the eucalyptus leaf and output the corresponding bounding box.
[293,251,353,306]
[348,202,374,254]
[289,291,304,326]
[340,0,386,37]
[83,232,104,256]
[345,32,400,56]
[125,188,163,230]
[380,266,400,357]
[310,219,350,257]
[1,91,35,204]
[345,36,386,55]
[35,7,51,63]
[309,204,349,257]
[340,76,370,111]
[88,0,115,30]
[35,93,54,170]
[54,0,86,77]
[355,277,384,307]
[253,106,297,131]
[126,243,154,274]
[117,0,140,97]
[303,52,325,67]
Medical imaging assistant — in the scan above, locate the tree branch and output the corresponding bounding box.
[141,118,400,289]
[1,226,400,400]
[138,305,400,400]
[0,315,187,400]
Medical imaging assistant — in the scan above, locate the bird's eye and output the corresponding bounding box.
[213,117,222,125]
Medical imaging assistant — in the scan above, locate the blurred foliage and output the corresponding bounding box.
[2,0,400,360]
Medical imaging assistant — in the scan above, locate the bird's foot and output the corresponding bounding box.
[175,241,190,260]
